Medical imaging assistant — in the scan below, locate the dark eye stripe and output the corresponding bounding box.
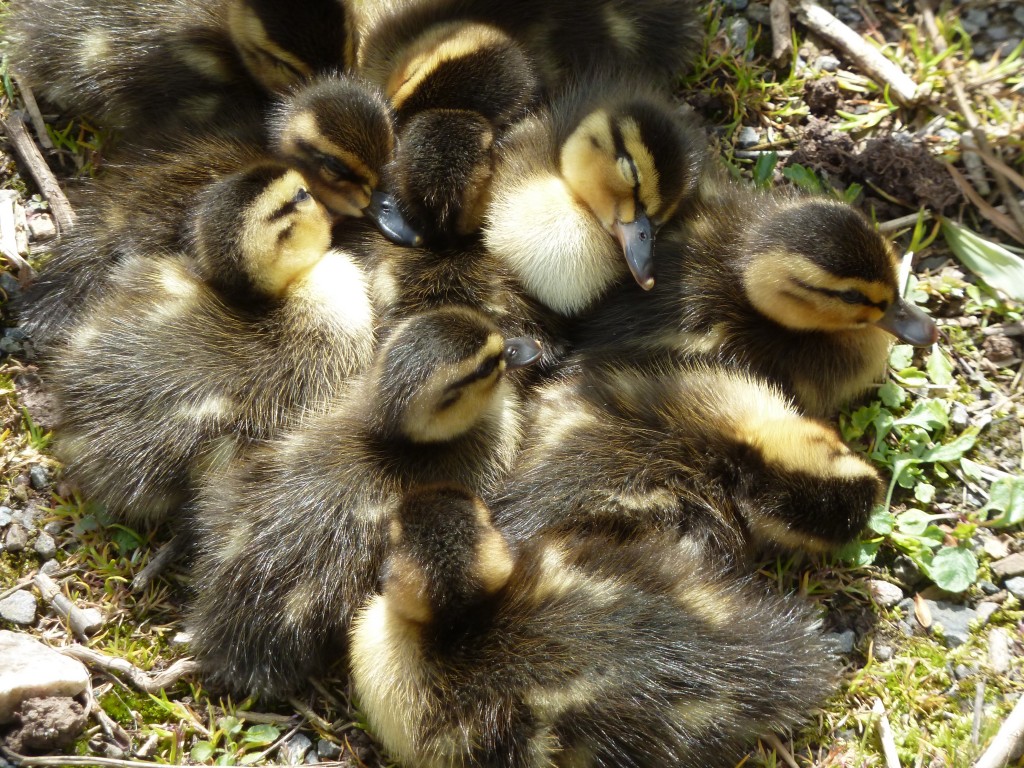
[791,278,886,310]
[443,354,502,395]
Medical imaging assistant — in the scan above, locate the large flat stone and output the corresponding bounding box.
[992,553,1024,581]
[0,631,89,723]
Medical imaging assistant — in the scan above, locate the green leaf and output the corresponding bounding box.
[922,428,979,463]
[218,716,243,737]
[894,399,948,431]
[960,457,987,484]
[191,741,215,763]
[781,163,823,193]
[889,344,915,369]
[895,508,935,536]
[241,724,280,747]
[878,382,906,408]
[926,346,954,386]
[240,753,268,766]
[837,539,881,567]
[109,525,143,554]
[914,482,936,504]
[873,409,895,451]
[942,219,1024,302]
[753,151,778,187]
[868,506,896,535]
[894,367,929,387]
[842,181,863,204]
[925,546,978,593]
[983,476,1024,528]
[844,402,880,440]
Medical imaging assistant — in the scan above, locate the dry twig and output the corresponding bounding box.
[945,162,1024,243]
[760,733,800,768]
[58,644,198,693]
[974,693,1024,768]
[1,111,76,233]
[770,0,793,64]
[33,572,104,640]
[0,748,353,768]
[873,698,901,768]
[12,75,54,151]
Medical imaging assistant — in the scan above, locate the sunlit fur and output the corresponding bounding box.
[5,0,351,133]
[355,0,703,93]
[16,73,396,353]
[493,360,880,564]
[351,485,838,768]
[484,78,705,315]
[50,164,376,529]
[186,307,527,697]
[571,175,928,416]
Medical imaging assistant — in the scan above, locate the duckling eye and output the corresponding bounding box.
[317,153,359,183]
[838,289,868,305]
[292,187,311,204]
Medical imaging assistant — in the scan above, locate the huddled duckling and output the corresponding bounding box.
[351,484,838,768]
[51,163,376,529]
[17,72,417,352]
[5,0,352,132]
[186,306,542,698]
[357,0,704,94]
[483,78,706,315]
[493,359,881,563]
[570,177,940,416]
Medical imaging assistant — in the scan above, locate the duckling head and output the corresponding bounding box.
[226,0,353,93]
[383,484,515,625]
[740,199,939,345]
[270,74,422,246]
[190,162,332,300]
[391,109,495,243]
[370,307,542,443]
[558,96,705,290]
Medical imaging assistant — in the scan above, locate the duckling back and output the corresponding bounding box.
[351,485,838,768]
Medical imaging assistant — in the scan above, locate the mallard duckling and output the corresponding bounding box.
[356,0,703,93]
[186,306,542,698]
[17,72,417,352]
[351,484,838,768]
[493,360,881,563]
[570,179,940,416]
[483,79,706,315]
[5,0,352,132]
[51,163,376,528]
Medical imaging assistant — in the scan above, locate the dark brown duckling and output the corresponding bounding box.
[351,484,839,768]
[186,306,542,698]
[570,176,940,416]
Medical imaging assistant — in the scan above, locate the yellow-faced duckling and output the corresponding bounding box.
[17,72,418,352]
[5,0,352,132]
[51,163,376,529]
[351,484,838,768]
[186,306,542,697]
[483,78,706,315]
[570,179,940,416]
[492,360,881,563]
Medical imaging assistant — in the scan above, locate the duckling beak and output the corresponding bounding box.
[875,296,939,347]
[503,337,543,370]
[612,210,656,291]
[365,191,424,247]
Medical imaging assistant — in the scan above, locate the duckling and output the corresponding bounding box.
[17,72,417,352]
[492,359,881,564]
[5,0,352,132]
[483,78,707,315]
[186,306,542,698]
[569,177,940,416]
[356,0,704,94]
[51,163,377,529]
[350,484,838,768]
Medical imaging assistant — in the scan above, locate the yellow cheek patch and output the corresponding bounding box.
[619,118,664,218]
[227,1,312,92]
[280,112,379,188]
[561,111,631,230]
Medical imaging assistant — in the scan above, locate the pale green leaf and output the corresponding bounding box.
[922,428,979,463]
[983,476,1024,528]
[191,742,215,763]
[878,381,906,408]
[837,539,880,567]
[942,219,1024,301]
[894,399,948,431]
[914,482,936,503]
[926,346,954,386]
[925,546,978,593]
[895,508,935,536]
[868,506,896,535]
[241,724,280,746]
[894,368,928,386]
[960,457,987,484]
[889,344,915,369]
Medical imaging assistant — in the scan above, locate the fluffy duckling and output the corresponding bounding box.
[17,72,417,352]
[5,0,352,132]
[351,484,838,768]
[483,79,706,315]
[492,360,881,563]
[186,306,542,698]
[570,179,939,416]
[51,163,376,529]
[356,0,703,93]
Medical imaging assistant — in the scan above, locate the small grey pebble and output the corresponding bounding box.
[836,6,860,24]
[874,644,894,662]
[0,506,12,527]
[29,465,50,490]
[0,337,24,355]
[868,579,904,608]
[829,630,857,654]
[5,523,29,553]
[928,601,978,648]
[0,273,20,299]
[43,520,62,535]
[304,752,319,765]
[962,8,990,31]
[725,17,751,50]
[935,127,960,142]
[816,54,841,71]
[33,531,57,559]
[318,740,342,761]
[987,25,1011,42]
[745,4,771,25]
[950,402,970,432]
[277,734,313,766]
[722,0,749,9]
[736,126,760,149]
[0,589,38,624]
[979,580,1000,595]
[40,558,60,576]
[1005,576,1024,602]
[1015,5,1024,25]
[892,556,922,586]
[26,214,56,241]
[13,504,39,529]
[954,664,973,680]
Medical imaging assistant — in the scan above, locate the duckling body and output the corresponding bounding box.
[493,360,881,562]
[51,165,376,528]
[483,79,705,315]
[16,73,408,352]
[186,306,541,697]
[570,179,939,416]
[5,0,352,132]
[351,485,838,768]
